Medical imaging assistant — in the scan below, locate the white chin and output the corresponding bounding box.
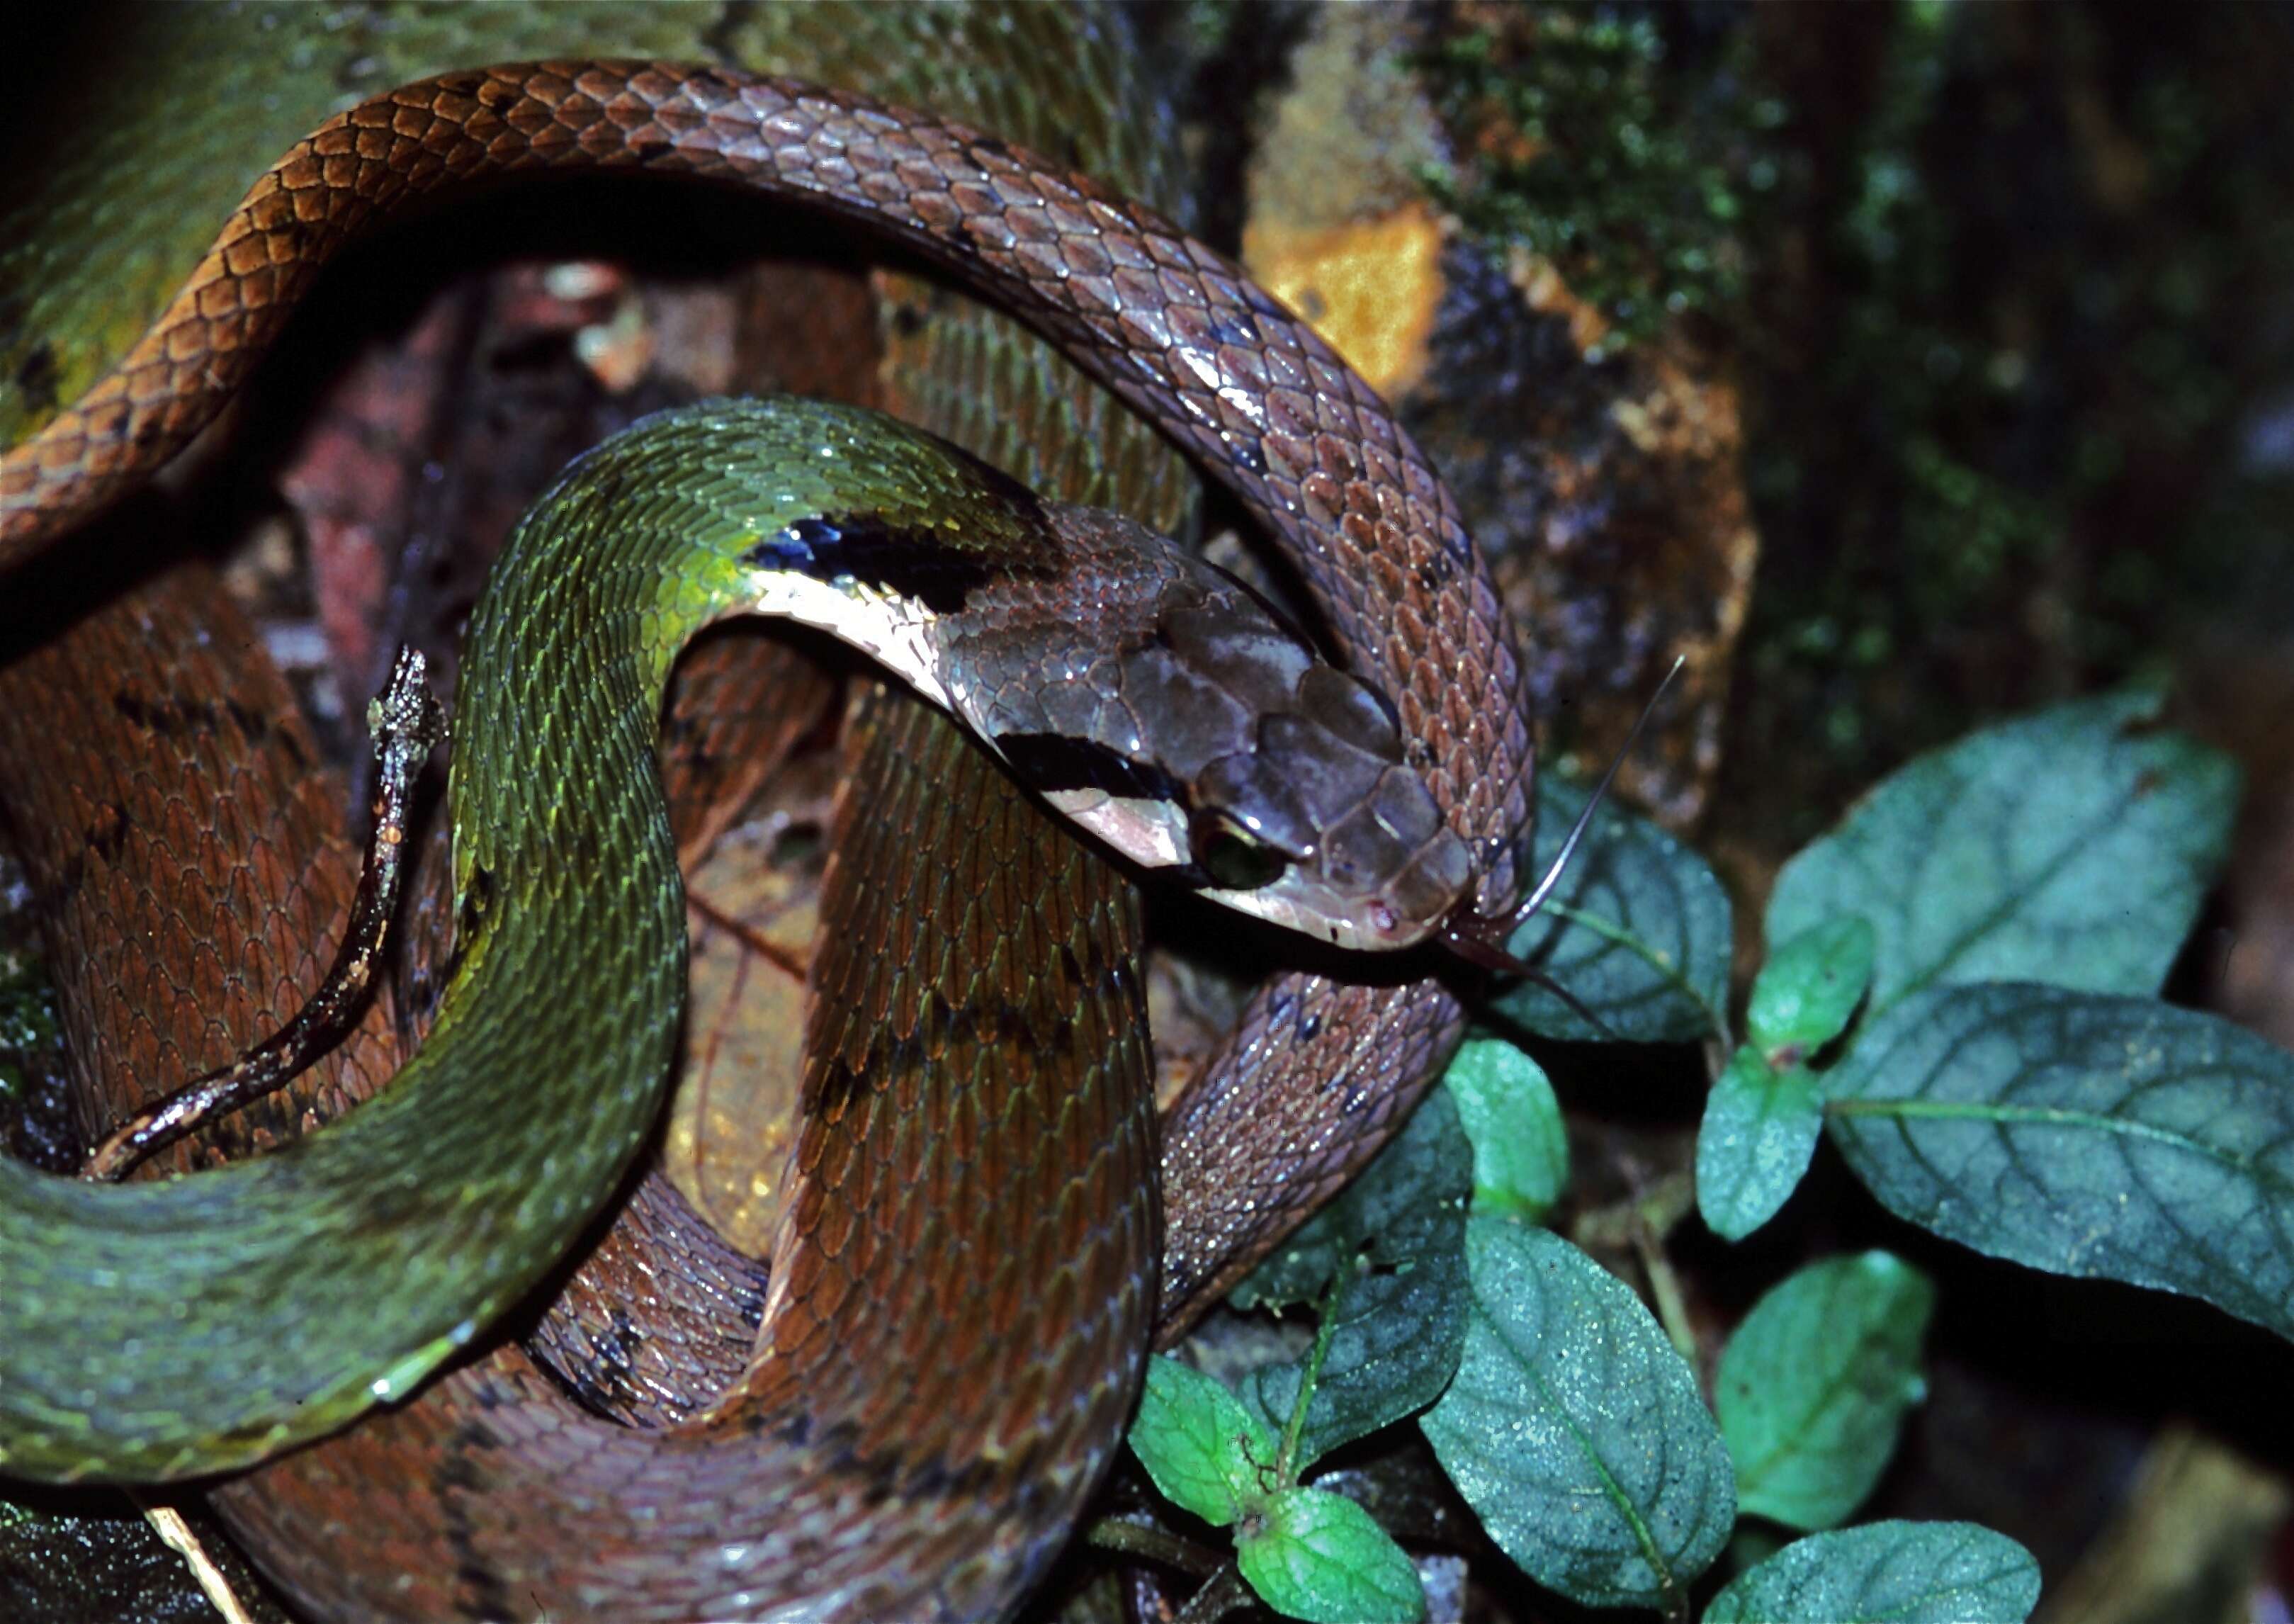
[1042,789,1188,869]
[1039,789,1401,952]
[1202,887,1371,950]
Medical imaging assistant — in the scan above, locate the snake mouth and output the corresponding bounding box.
[1431,658,1685,1034]
[1437,894,1564,984]
[1439,901,1620,1037]
[1439,903,1535,976]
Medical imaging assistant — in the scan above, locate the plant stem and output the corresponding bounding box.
[1277,1268,1346,1483]
[1173,1564,1253,1624]
[1085,1516,1225,1579]
[1632,1215,1698,1365]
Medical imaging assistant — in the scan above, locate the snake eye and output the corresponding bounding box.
[1192,811,1290,891]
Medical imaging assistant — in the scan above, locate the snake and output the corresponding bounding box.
[0,6,1536,1618]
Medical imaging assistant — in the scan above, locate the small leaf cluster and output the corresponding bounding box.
[1131,1090,1480,1622]
[1124,684,2261,1623]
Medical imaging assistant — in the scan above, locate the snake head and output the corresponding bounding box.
[942,502,1478,952]
[992,587,1475,950]
[1176,663,1474,950]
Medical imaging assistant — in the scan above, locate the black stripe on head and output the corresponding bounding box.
[742,514,994,615]
[996,731,1190,808]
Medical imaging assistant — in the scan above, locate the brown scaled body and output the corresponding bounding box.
[0,52,1533,1624]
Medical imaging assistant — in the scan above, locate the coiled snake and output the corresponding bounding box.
[0,11,1534,1620]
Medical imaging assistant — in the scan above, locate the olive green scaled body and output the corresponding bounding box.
[0,398,1101,1482]
[0,0,1186,1487]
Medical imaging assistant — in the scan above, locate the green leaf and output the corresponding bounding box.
[1421,1219,1736,1608]
[1494,775,1732,1044]
[1715,1253,1936,1529]
[1237,1486,1426,1624]
[1238,1091,1471,1469]
[1444,1040,1569,1220]
[1826,983,2294,1343]
[1703,1521,2040,1624]
[1242,1256,1469,1477]
[1129,1355,1277,1526]
[1767,689,2240,1014]
[1749,917,1877,1057]
[1697,1047,1824,1242]
[1233,1086,1472,1314]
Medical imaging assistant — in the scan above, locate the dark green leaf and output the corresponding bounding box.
[1238,1091,1471,1468]
[1231,1215,1351,1315]
[1767,689,2239,1014]
[1129,1355,1276,1526]
[1240,1257,1469,1475]
[1421,1219,1736,1608]
[1748,917,1877,1057]
[1237,1487,1426,1624]
[1494,776,1732,1044]
[1826,983,2294,1343]
[1703,1521,2040,1624]
[1697,1047,1824,1242]
[1715,1252,1936,1528]
[1231,1081,1472,1314]
[1444,1040,1569,1220]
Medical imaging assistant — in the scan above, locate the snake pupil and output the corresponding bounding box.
[1195,817,1289,891]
